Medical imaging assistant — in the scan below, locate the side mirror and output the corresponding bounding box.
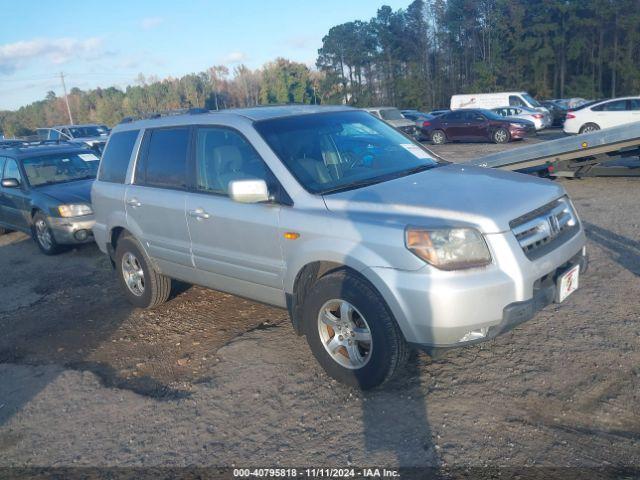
[228,179,270,204]
[1,178,20,188]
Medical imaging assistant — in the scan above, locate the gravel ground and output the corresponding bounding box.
[0,132,639,477]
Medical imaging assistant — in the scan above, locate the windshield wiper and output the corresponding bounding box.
[33,175,95,187]
[401,163,437,176]
[320,177,390,195]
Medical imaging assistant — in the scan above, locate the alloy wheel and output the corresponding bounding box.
[121,251,145,297]
[35,219,53,251]
[495,129,508,143]
[317,299,372,369]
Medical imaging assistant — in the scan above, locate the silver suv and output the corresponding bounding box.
[92,106,587,389]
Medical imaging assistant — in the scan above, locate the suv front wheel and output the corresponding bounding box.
[115,234,171,308]
[302,270,408,389]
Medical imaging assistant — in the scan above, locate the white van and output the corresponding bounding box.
[451,92,549,114]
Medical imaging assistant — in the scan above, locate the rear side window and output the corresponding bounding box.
[98,130,139,183]
[592,100,627,112]
[137,127,189,190]
[629,99,640,111]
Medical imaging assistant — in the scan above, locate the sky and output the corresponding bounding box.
[0,0,411,111]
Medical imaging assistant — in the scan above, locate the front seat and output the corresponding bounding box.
[213,145,252,193]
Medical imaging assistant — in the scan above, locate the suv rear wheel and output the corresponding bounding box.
[115,234,171,308]
[302,270,408,389]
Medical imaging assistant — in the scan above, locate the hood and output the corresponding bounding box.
[322,164,565,233]
[35,178,94,205]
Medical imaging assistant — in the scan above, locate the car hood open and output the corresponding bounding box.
[322,164,566,233]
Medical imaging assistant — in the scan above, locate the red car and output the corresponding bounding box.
[422,108,535,144]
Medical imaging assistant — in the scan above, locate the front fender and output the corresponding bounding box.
[284,236,407,294]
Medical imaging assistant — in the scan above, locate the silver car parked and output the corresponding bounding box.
[492,106,552,130]
[92,106,587,389]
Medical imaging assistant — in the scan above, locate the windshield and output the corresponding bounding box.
[379,109,404,121]
[254,111,438,195]
[22,152,100,186]
[521,93,541,108]
[68,126,109,138]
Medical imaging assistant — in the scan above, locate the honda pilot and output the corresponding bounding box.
[92,106,587,389]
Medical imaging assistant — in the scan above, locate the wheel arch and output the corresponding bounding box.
[106,225,156,272]
[288,259,391,336]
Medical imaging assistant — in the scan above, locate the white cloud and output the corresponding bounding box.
[0,37,104,74]
[140,17,164,30]
[222,51,248,64]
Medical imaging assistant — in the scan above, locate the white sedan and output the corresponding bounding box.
[492,106,551,131]
[563,97,640,134]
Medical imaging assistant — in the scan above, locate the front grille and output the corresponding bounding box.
[510,196,579,259]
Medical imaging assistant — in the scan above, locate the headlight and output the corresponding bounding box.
[405,227,491,270]
[58,204,93,217]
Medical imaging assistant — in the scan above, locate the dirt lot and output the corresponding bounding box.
[0,132,639,476]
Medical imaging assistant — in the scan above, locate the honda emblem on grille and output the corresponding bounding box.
[548,215,560,236]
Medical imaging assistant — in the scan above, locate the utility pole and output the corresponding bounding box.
[60,72,74,125]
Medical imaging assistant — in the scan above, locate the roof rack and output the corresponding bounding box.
[118,107,211,124]
[0,139,79,150]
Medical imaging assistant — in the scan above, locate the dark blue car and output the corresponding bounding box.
[0,141,98,254]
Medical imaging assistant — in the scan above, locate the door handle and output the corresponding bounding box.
[188,208,211,220]
[127,198,142,208]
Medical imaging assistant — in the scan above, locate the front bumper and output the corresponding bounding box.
[509,126,535,139]
[363,227,587,351]
[417,249,588,356]
[47,215,95,245]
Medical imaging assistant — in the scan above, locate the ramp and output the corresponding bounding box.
[469,121,640,177]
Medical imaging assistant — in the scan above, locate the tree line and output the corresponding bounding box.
[2,0,639,137]
[317,0,640,108]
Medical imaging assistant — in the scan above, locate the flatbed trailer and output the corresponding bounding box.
[468,121,640,178]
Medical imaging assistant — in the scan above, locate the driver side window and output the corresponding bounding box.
[195,127,276,196]
[509,96,525,107]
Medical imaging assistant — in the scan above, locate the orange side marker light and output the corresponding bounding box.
[284,232,300,240]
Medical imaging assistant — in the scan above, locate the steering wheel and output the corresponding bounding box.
[343,150,366,169]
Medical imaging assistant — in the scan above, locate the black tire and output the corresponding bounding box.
[302,270,408,389]
[579,123,600,134]
[32,211,63,255]
[115,234,171,309]
[493,127,510,144]
[0,227,5,235]
[430,129,446,145]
